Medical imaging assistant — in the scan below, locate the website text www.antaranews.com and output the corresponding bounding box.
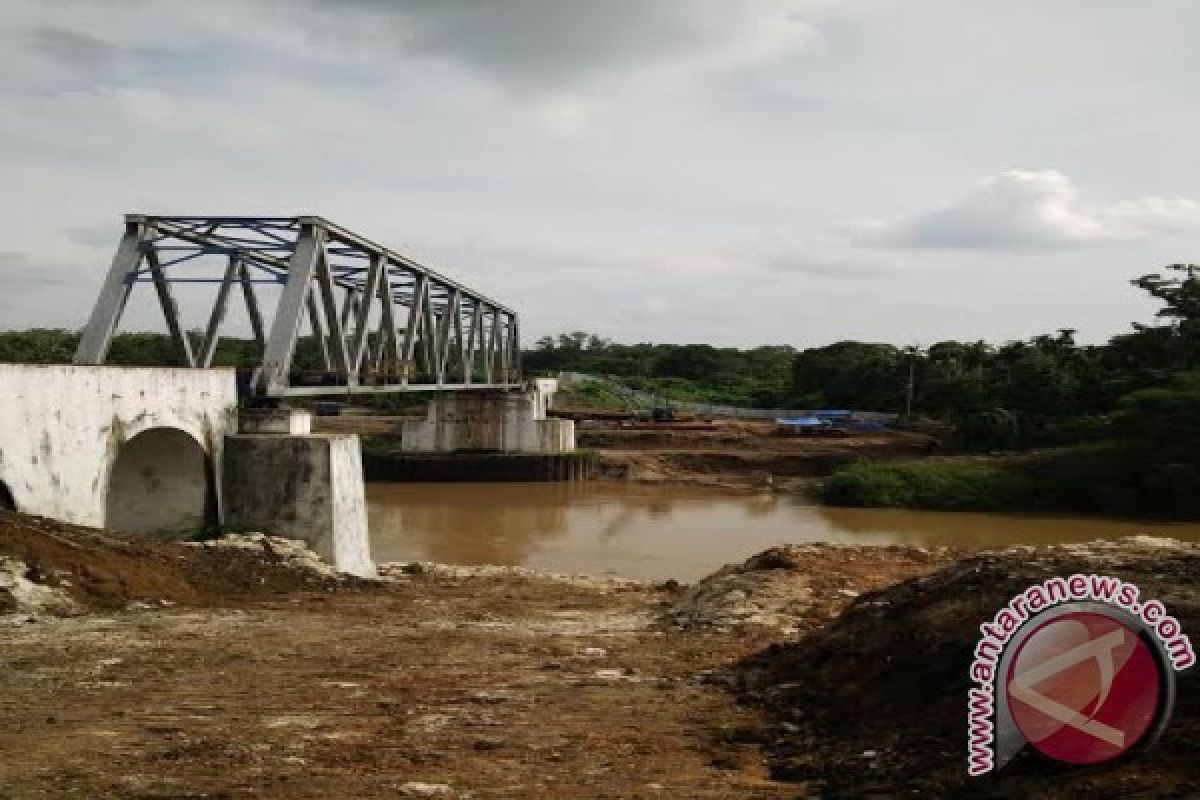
[967,574,1195,776]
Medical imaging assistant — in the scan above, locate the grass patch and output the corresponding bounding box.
[819,440,1200,520]
[819,457,1034,512]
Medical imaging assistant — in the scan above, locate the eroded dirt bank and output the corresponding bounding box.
[2,512,1197,798]
[737,537,1200,798]
[583,422,933,491]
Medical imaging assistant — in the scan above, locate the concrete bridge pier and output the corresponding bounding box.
[401,379,575,453]
[222,409,375,578]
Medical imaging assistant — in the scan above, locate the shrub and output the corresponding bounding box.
[819,458,1033,511]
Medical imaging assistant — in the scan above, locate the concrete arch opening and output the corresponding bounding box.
[0,480,15,512]
[105,428,214,537]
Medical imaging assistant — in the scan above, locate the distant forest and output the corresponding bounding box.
[529,266,1200,433]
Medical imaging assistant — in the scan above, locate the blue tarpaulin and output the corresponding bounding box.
[776,417,828,427]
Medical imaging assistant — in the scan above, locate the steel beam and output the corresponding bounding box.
[261,222,322,394]
[74,221,144,364]
[74,215,522,395]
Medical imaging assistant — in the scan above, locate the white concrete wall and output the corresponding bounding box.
[328,436,374,577]
[0,364,238,528]
[401,382,575,453]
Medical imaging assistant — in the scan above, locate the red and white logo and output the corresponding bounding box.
[967,577,1191,776]
[1005,611,1163,765]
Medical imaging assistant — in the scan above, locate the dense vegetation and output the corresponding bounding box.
[813,266,1200,518]
[524,333,795,408]
[526,266,1199,443]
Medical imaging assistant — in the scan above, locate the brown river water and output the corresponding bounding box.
[366,482,1200,582]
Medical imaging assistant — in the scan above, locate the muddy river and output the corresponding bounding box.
[367,482,1200,582]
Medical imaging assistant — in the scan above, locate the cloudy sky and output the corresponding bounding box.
[2,0,1199,348]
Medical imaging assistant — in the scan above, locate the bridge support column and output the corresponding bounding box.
[221,428,375,578]
[400,379,574,453]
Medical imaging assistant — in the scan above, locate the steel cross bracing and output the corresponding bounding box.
[74,215,521,396]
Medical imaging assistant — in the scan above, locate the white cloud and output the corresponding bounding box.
[851,170,1200,250]
[1101,197,1200,237]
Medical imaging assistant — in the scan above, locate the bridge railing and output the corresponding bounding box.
[74,215,521,396]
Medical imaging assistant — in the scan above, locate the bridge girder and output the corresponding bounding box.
[74,215,521,396]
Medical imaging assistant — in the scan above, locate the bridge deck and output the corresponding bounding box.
[74,215,522,397]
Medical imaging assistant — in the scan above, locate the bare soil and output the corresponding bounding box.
[0,511,345,611]
[4,513,1194,798]
[312,414,414,436]
[736,537,1200,798]
[586,421,932,490]
[0,512,947,800]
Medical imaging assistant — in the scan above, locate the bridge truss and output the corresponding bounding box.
[74,215,521,397]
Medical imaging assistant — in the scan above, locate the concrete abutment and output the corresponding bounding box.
[221,427,375,579]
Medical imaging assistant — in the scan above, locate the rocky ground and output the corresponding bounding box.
[1,511,1197,798]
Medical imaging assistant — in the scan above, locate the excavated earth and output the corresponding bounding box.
[1,510,1197,798]
[736,537,1200,798]
[582,422,934,490]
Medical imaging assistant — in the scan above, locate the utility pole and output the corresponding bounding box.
[903,344,920,418]
[905,358,915,417]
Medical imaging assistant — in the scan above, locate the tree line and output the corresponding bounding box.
[528,266,1200,447]
[3,264,1199,453]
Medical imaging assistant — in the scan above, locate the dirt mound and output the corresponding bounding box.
[0,511,351,613]
[591,427,933,490]
[735,537,1200,798]
[666,543,956,634]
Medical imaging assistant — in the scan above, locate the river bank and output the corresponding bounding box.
[2,510,1198,797]
[580,420,932,491]
[327,417,934,493]
[818,440,1200,520]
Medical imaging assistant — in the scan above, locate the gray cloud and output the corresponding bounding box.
[26,25,116,70]
[0,252,75,288]
[293,0,820,88]
[756,250,896,279]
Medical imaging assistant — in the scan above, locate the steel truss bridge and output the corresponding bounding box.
[74,215,521,397]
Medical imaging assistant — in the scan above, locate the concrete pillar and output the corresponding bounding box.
[400,380,575,453]
[221,434,375,578]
